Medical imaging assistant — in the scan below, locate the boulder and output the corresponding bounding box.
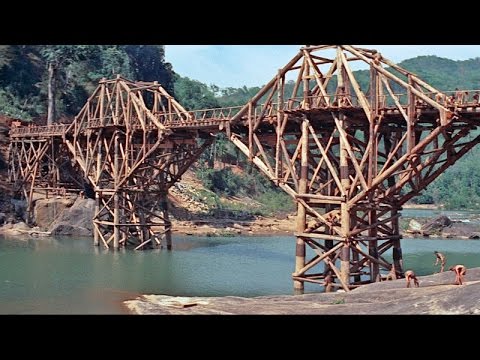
[50,224,91,237]
[421,215,452,234]
[48,197,95,237]
[408,219,422,232]
[10,199,27,221]
[0,221,32,235]
[34,197,75,229]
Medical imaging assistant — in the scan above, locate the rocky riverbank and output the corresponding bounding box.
[0,195,297,238]
[2,193,480,240]
[403,214,480,239]
[125,268,480,315]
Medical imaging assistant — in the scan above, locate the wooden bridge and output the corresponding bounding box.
[8,45,480,293]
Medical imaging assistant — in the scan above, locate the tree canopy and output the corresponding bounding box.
[0,45,173,121]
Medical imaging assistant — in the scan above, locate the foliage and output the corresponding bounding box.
[0,88,41,120]
[0,45,174,121]
[216,85,262,107]
[417,147,480,209]
[256,190,295,216]
[173,75,219,110]
[196,161,295,216]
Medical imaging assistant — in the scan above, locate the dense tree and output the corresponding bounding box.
[122,45,174,93]
[40,45,92,124]
[173,75,219,110]
[0,45,175,122]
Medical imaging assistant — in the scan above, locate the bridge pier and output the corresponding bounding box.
[93,192,100,246]
[225,45,480,293]
[294,120,308,294]
[160,190,172,250]
[8,135,81,225]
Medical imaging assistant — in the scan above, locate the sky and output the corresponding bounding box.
[165,45,480,88]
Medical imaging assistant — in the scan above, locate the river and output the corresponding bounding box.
[1,209,480,314]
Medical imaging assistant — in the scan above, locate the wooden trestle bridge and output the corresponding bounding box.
[8,45,480,293]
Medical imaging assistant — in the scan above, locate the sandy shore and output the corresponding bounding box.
[170,215,296,237]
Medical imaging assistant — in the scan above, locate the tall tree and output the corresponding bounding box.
[122,45,174,93]
[40,46,91,125]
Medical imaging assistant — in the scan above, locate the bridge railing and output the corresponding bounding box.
[9,124,68,137]
[161,106,244,126]
[285,90,480,111]
[9,89,480,138]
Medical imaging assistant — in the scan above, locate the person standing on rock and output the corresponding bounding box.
[434,251,447,272]
[449,264,467,285]
[405,270,419,288]
[385,264,398,281]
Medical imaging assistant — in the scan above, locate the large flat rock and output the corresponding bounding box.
[125,268,480,315]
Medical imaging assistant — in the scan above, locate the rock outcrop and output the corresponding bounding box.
[405,215,480,239]
[34,197,75,228]
[422,215,452,234]
[48,197,95,236]
[125,268,480,315]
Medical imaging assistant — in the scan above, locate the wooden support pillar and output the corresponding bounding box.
[294,119,309,295]
[367,82,380,282]
[113,192,120,249]
[275,70,284,185]
[338,48,350,288]
[407,75,416,152]
[138,210,149,247]
[26,149,40,226]
[113,131,120,249]
[248,102,253,161]
[324,174,334,283]
[351,213,361,284]
[94,135,102,247]
[303,58,310,109]
[160,190,172,251]
[392,207,404,274]
[368,209,379,282]
[93,191,100,246]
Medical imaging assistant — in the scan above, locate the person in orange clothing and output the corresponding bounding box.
[449,264,467,285]
[404,270,419,288]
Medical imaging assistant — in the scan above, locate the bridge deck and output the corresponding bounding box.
[9,100,480,139]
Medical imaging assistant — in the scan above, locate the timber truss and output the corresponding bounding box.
[225,45,480,292]
[10,77,215,249]
[8,46,480,293]
[8,124,82,222]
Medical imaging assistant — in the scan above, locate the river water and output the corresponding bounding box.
[1,209,480,314]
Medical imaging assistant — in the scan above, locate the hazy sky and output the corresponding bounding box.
[165,45,480,88]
